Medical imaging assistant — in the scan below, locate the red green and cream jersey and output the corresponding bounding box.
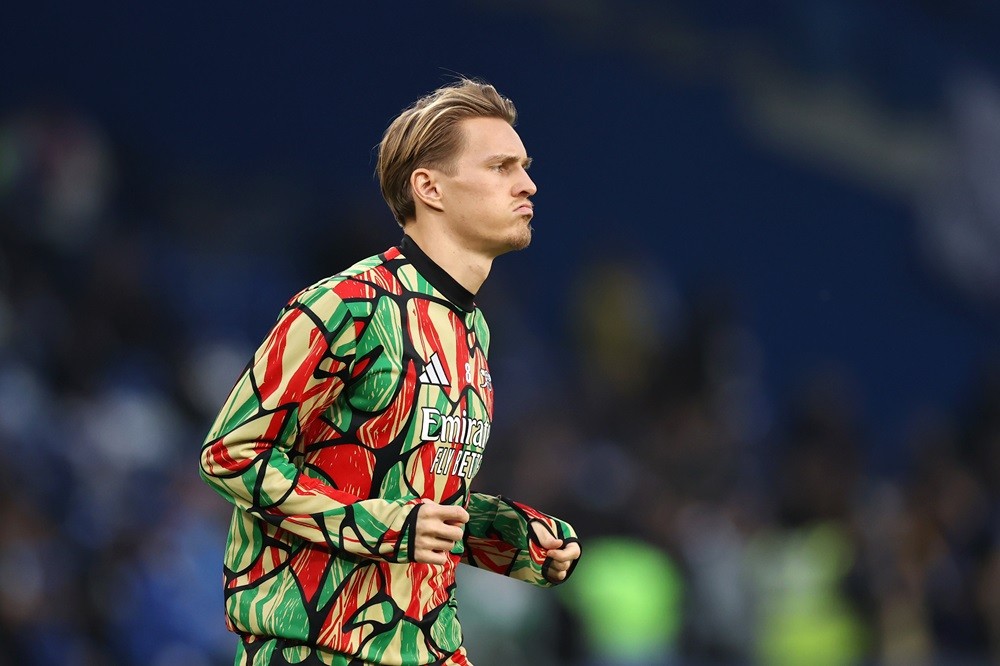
[200,237,579,666]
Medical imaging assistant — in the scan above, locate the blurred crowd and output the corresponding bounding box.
[0,106,998,666]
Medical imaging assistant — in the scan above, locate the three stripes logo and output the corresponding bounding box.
[418,352,450,387]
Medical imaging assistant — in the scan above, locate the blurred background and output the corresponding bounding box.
[2,1,999,664]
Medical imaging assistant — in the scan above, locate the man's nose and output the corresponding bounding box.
[517,170,537,197]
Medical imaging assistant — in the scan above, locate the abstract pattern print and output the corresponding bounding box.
[234,635,471,666]
[200,242,577,666]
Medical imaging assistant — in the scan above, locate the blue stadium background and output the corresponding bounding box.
[2,2,999,664]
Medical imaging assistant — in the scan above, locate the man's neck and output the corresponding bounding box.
[403,224,494,295]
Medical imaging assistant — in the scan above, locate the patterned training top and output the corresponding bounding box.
[200,236,578,665]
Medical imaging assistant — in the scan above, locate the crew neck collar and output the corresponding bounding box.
[398,235,477,312]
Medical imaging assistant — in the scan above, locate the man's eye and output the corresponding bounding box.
[493,164,507,172]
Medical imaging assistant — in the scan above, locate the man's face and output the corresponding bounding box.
[437,116,537,257]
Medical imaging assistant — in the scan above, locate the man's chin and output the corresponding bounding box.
[486,226,532,257]
[505,227,532,253]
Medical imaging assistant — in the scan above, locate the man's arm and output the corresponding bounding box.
[460,493,581,586]
[199,285,428,561]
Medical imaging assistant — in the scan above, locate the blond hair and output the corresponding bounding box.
[376,78,517,226]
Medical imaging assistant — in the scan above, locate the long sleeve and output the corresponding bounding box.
[460,492,580,587]
[199,284,420,562]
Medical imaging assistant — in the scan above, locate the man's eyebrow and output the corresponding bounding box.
[486,154,533,169]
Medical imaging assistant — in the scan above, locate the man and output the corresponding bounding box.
[199,78,581,666]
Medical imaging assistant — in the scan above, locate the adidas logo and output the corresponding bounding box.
[418,352,450,386]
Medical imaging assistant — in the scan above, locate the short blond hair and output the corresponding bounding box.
[376,78,517,227]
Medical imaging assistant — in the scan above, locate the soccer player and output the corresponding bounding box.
[199,78,581,666]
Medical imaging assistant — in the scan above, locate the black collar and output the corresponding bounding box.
[398,235,477,312]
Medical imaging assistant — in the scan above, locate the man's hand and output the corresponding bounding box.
[414,500,469,565]
[531,521,581,582]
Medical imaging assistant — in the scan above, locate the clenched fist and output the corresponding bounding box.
[414,500,469,565]
[531,521,581,582]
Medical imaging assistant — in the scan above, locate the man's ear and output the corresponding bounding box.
[411,168,445,213]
